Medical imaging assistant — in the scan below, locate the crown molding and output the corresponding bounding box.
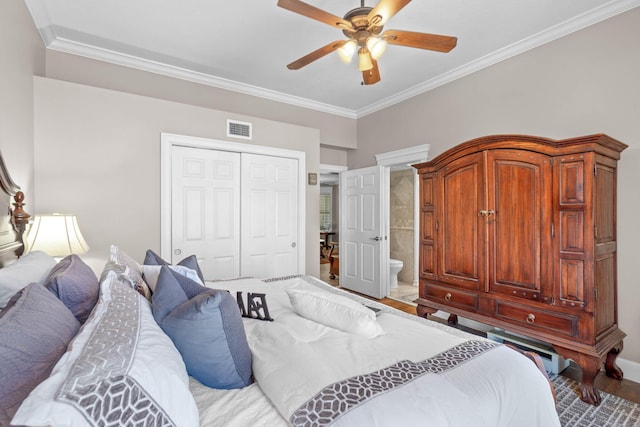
[44,34,358,119]
[26,0,640,121]
[355,0,640,118]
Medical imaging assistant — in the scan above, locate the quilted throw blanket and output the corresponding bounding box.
[219,276,560,427]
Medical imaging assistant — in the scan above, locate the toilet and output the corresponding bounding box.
[389,258,403,289]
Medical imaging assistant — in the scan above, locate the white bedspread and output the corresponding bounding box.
[192,276,560,427]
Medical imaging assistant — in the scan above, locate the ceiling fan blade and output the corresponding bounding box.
[278,0,353,30]
[367,0,411,27]
[287,40,347,70]
[383,29,457,52]
[362,60,381,85]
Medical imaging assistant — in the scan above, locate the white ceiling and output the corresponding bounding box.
[25,0,639,118]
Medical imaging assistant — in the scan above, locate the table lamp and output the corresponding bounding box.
[25,213,89,257]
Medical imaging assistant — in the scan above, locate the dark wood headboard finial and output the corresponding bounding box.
[0,151,30,263]
[12,191,30,224]
[12,191,30,256]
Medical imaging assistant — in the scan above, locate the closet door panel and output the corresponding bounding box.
[172,146,241,280]
[241,154,299,278]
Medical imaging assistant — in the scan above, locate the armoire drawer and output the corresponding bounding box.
[495,301,578,338]
[421,284,478,311]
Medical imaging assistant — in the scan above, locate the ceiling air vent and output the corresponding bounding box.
[227,119,252,140]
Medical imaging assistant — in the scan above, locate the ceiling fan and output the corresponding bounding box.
[277,0,457,85]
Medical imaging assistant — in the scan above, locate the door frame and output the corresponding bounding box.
[160,132,307,275]
[319,163,347,254]
[375,144,430,294]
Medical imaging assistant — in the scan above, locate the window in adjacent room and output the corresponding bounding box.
[320,186,333,231]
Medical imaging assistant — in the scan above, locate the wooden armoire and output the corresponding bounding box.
[413,134,627,406]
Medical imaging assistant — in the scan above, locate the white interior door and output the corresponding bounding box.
[241,153,299,278]
[340,165,386,298]
[172,146,240,280]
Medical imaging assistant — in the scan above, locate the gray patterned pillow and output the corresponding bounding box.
[0,283,80,426]
[109,245,151,299]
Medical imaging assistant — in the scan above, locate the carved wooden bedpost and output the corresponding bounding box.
[12,191,30,256]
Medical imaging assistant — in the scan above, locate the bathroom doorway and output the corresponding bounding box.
[375,144,430,304]
[387,167,419,304]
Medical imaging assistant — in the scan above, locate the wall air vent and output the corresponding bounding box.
[227,119,252,140]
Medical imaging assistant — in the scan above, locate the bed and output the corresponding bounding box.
[0,153,560,426]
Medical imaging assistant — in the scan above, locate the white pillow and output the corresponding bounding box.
[0,251,57,308]
[286,288,385,339]
[142,264,204,292]
[12,269,199,427]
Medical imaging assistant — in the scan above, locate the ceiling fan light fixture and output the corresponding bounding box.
[337,40,357,63]
[358,47,373,71]
[366,36,387,60]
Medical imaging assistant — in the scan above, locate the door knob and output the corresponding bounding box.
[370,236,382,241]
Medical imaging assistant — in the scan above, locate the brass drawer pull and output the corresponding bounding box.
[526,313,535,324]
[444,292,452,301]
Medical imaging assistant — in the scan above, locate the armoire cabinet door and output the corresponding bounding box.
[486,150,553,302]
[437,152,486,290]
[419,173,437,280]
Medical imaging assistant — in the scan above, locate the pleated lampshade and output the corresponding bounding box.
[25,213,89,256]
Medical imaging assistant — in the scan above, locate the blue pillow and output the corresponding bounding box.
[144,249,204,282]
[44,254,99,324]
[151,266,192,323]
[0,283,80,426]
[151,266,252,389]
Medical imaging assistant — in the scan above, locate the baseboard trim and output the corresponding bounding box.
[618,358,640,384]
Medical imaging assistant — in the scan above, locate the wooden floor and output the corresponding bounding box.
[318,264,640,405]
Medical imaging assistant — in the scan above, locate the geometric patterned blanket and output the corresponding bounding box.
[291,340,500,427]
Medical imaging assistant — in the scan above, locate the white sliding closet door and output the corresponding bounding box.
[241,154,299,278]
[172,146,241,279]
[170,143,300,280]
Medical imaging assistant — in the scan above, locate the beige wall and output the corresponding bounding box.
[320,146,349,167]
[33,77,321,277]
[0,0,45,208]
[355,9,640,367]
[45,51,357,151]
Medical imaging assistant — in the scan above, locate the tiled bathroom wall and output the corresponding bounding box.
[389,169,415,284]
